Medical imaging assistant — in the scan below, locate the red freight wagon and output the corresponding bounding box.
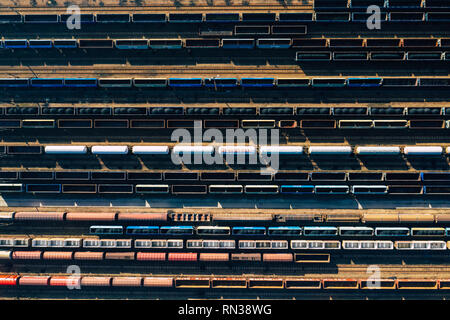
[0,275,19,286]
[65,212,117,221]
[14,212,65,221]
[136,252,166,261]
[167,252,197,261]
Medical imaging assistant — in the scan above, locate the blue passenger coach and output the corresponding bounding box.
[126,226,159,235]
[160,226,194,235]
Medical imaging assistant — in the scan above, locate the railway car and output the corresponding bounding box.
[53,39,77,48]
[0,78,29,87]
[96,14,130,23]
[168,13,202,23]
[276,79,310,88]
[136,239,183,249]
[2,39,28,49]
[338,120,373,129]
[0,237,29,248]
[406,52,443,61]
[280,185,315,194]
[168,78,203,88]
[114,39,148,49]
[308,146,352,155]
[221,38,255,49]
[232,227,266,236]
[89,226,123,235]
[424,185,450,194]
[148,39,183,49]
[0,184,23,193]
[315,0,349,9]
[370,52,406,61]
[365,241,394,250]
[204,13,240,23]
[338,227,374,236]
[355,146,401,155]
[26,184,61,194]
[382,78,417,87]
[388,0,422,8]
[403,146,443,156]
[256,38,292,49]
[208,185,243,194]
[244,185,279,194]
[133,78,167,87]
[388,12,425,22]
[98,78,132,88]
[44,146,87,154]
[333,52,368,61]
[272,25,306,35]
[185,39,220,48]
[421,172,450,181]
[303,226,338,236]
[60,14,95,24]
[351,185,389,194]
[240,78,275,88]
[234,25,270,35]
[311,78,347,87]
[267,226,302,236]
[196,226,231,236]
[395,241,447,250]
[427,12,450,21]
[373,120,408,129]
[315,186,350,194]
[160,226,194,235]
[291,240,339,250]
[0,15,22,24]
[206,240,235,249]
[418,78,450,87]
[375,227,410,236]
[350,0,387,9]
[279,13,314,22]
[64,78,98,87]
[91,146,129,155]
[259,146,303,155]
[342,240,394,250]
[296,52,331,61]
[315,12,351,22]
[293,38,327,48]
[204,78,239,88]
[347,78,382,87]
[126,226,159,235]
[217,145,256,155]
[28,39,52,48]
[132,14,166,23]
[30,78,64,88]
[132,146,169,155]
[411,228,446,237]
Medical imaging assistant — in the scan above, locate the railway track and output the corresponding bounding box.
[0,64,449,77]
[2,290,446,300]
[4,263,450,276]
[0,4,313,14]
[0,65,304,76]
